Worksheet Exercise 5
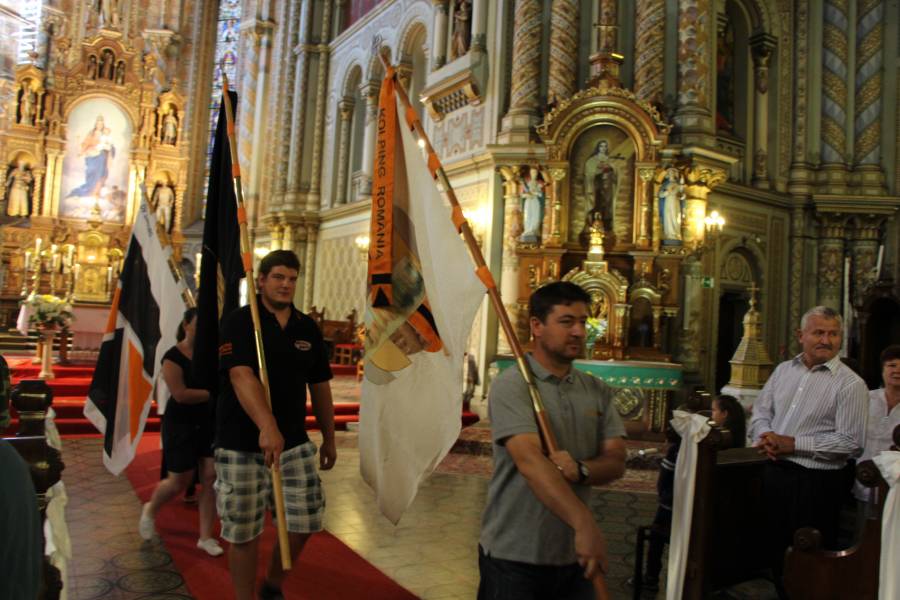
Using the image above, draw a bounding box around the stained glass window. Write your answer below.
[13,0,42,64]
[202,0,241,207]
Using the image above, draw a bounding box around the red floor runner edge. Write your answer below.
[125,433,418,600]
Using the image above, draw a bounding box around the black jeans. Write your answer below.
[762,460,850,579]
[477,545,593,600]
[645,506,672,581]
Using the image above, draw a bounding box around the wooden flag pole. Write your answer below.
[379,53,610,599]
[221,74,292,571]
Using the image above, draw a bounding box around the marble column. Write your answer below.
[849,218,881,306]
[496,166,521,355]
[358,82,379,200]
[273,0,304,201]
[303,224,318,311]
[547,0,578,106]
[286,0,315,205]
[678,257,703,372]
[307,0,334,211]
[432,1,449,69]
[750,34,775,189]
[674,0,715,138]
[248,21,275,228]
[334,99,354,206]
[820,0,850,189]
[854,0,885,193]
[471,0,488,52]
[633,0,665,104]
[817,217,846,311]
[499,0,542,143]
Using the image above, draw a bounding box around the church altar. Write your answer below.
[492,356,682,439]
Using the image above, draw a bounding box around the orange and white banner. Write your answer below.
[360,72,484,523]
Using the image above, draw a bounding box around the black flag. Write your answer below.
[192,91,244,393]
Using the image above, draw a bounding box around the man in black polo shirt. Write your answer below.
[215,250,336,600]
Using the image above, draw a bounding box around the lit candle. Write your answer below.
[106,265,113,291]
[195,252,202,271]
[35,237,42,255]
[24,251,31,271]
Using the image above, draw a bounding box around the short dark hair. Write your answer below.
[528,281,591,323]
[175,307,198,342]
[259,250,300,276]
[714,394,746,449]
[880,344,900,366]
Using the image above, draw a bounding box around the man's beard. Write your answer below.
[266,297,291,310]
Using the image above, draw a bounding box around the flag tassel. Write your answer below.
[221,74,293,572]
[380,50,611,600]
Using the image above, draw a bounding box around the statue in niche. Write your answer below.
[518,167,545,244]
[87,55,98,79]
[99,50,115,79]
[162,109,178,145]
[152,182,175,233]
[450,0,471,60]
[96,0,120,28]
[19,85,36,125]
[6,162,33,217]
[581,139,623,241]
[658,167,685,243]
[114,61,125,85]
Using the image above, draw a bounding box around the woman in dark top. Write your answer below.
[138,308,222,556]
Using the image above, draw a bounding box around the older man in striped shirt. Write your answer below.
[749,306,867,573]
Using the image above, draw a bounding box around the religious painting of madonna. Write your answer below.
[60,98,132,223]
[568,125,635,248]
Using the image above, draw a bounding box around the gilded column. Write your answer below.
[32,168,45,216]
[681,165,727,249]
[849,218,880,306]
[789,0,813,192]
[547,0,578,106]
[820,0,850,189]
[286,0,315,205]
[633,0,665,104]
[817,216,846,311]
[496,166,522,355]
[334,99,354,206]
[307,0,334,211]
[853,0,885,193]
[750,34,775,189]
[787,206,806,355]
[432,1,449,69]
[358,83,379,200]
[499,0,542,143]
[674,0,715,138]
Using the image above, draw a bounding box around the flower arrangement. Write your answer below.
[585,317,608,358]
[23,294,74,329]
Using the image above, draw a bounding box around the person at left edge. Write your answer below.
[214,250,336,600]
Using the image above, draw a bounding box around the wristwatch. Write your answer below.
[576,461,590,484]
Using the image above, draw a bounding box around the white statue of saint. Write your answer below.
[6,162,33,217]
[519,167,545,244]
[153,183,175,233]
[658,167,684,242]
[162,110,178,145]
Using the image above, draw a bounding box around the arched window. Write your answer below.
[202,0,240,207]
[332,65,362,206]
[403,24,429,118]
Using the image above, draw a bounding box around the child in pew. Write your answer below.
[636,395,747,592]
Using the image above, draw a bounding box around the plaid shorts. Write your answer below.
[214,442,325,543]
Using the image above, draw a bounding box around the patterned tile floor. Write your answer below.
[63,431,673,600]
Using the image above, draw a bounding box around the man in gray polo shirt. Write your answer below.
[478,281,627,600]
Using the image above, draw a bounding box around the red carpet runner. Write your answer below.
[126,433,418,600]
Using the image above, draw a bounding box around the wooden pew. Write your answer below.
[681,428,771,599]
[782,424,900,600]
[4,377,64,600]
